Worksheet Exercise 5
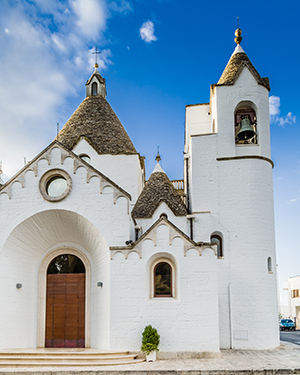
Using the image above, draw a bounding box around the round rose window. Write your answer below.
[46,176,68,197]
[39,169,72,202]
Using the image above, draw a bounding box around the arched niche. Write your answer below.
[234,100,258,145]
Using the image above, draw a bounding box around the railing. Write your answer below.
[171,179,186,205]
[171,179,184,190]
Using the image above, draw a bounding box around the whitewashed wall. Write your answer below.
[73,139,144,203]
[0,145,131,349]
[110,223,220,353]
[185,63,279,350]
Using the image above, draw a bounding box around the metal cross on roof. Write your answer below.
[92,47,101,67]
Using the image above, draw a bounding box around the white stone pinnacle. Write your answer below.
[232,44,245,55]
[151,162,165,174]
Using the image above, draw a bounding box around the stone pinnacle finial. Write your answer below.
[155,146,161,163]
[235,17,242,45]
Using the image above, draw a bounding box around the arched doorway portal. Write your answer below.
[45,254,86,348]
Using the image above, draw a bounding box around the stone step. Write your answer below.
[0,350,144,367]
[0,358,145,367]
[0,351,130,357]
[0,354,137,361]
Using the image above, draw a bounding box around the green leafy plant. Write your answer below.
[141,325,160,355]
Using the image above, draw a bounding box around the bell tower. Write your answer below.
[211,27,271,158]
[185,28,279,350]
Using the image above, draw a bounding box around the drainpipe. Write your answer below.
[186,214,195,241]
[184,154,190,213]
[228,283,233,349]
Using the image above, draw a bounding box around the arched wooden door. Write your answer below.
[45,254,85,348]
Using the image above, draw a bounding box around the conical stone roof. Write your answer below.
[131,166,187,219]
[217,48,270,91]
[56,96,137,155]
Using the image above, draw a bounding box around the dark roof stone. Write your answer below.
[56,96,137,155]
[131,171,187,218]
[217,52,270,91]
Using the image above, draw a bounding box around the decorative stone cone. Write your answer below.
[146,351,157,362]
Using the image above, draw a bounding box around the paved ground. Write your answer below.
[1,341,300,374]
[280,330,300,345]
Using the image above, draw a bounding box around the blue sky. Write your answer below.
[0,0,299,305]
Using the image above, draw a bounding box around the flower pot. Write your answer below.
[146,350,156,362]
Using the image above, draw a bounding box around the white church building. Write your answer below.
[0,29,279,354]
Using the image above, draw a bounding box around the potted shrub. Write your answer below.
[141,325,160,362]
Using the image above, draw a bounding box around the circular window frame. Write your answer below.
[39,169,72,202]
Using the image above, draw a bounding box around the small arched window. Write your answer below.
[92,82,97,96]
[267,257,272,273]
[79,154,91,164]
[235,108,257,145]
[211,234,223,258]
[154,262,172,297]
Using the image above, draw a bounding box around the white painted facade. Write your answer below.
[0,37,279,354]
[281,276,300,327]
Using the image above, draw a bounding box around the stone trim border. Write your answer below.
[217,155,274,168]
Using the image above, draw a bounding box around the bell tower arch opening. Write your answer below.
[235,101,257,145]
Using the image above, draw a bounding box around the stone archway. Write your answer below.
[1,209,110,350]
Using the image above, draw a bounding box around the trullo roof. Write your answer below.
[217,44,270,91]
[131,164,187,219]
[56,95,137,155]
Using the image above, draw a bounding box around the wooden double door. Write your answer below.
[45,273,85,347]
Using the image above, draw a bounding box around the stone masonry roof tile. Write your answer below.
[217,52,270,91]
[131,171,187,218]
[56,96,137,155]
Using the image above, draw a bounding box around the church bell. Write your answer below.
[236,116,256,141]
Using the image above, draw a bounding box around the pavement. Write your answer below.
[1,341,300,374]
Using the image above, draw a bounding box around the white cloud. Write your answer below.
[52,34,67,52]
[287,198,300,205]
[277,112,296,126]
[109,0,132,14]
[269,95,296,126]
[269,95,280,116]
[0,0,115,179]
[71,0,107,38]
[88,48,113,71]
[139,20,157,43]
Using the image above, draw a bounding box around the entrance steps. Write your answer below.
[0,348,144,367]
